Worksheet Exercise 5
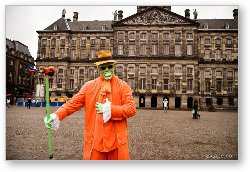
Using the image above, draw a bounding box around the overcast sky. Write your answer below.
[6,5,238,59]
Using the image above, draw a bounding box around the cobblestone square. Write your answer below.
[6,106,238,160]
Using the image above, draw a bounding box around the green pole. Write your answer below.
[45,75,53,159]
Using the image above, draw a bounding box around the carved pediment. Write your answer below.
[122,8,188,25]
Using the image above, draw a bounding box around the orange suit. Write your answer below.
[54,75,136,160]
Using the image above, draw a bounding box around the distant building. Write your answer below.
[6,38,36,104]
[35,6,238,110]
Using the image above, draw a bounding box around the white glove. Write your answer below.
[102,98,111,123]
[44,113,60,131]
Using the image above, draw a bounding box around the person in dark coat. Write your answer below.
[192,99,200,119]
[27,98,31,109]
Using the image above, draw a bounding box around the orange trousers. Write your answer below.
[90,144,130,160]
[90,149,118,160]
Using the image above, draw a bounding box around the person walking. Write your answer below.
[32,99,35,107]
[163,98,168,113]
[192,99,200,119]
[44,50,136,160]
[6,98,10,108]
[27,98,31,109]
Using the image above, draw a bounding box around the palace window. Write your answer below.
[118,33,124,41]
[69,79,74,90]
[175,44,181,56]
[58,69,64,74]
[205,38,210,44]
[227,71,233,78]
[100,39,105,46]
[152,33,158,40]
[187,79,193,90]
[60,39,65,46]
[90,49,95,60]
[50,48,55,58]
[71,49,76,59]
[228,82,233,93]
[140,44,147,55]
[152,79,157,90]
[89,68,95,80]
[81,39,86,46]
[163,44,169,55]
[102,25,106,30]
[226,38,232,45]
[187,44,192,55]
[128,66,134,73]
[205,80,211,92]
[129,32,135,40]
[128,78,134,89]
[186,33,193,39]
[139,78,146,90]
[49,78,53,88]
[140,33,147,40]
[80,49,85,59]
[51,38,56,47]
[140,67,146,75]
[151,67,158,74]
[216,39,221,46]
[216,81,222,92]
[216,49,222,60]
[216,71,222,77]
[227,49,232,60]
[118,45,123,55]
[90,39,95,46]
[205,49,211,59]
[128,44,135,56]
[163,79,169,90]
[57,79,62,88]
[79,69,84,75]
[175,65,182,74]
[116,66,123,78]
[163,33,169,40]
[175,33,181,40]
[79,79,84,87]
[71,40,76,46]
[41,48,46,59]
[163,66,170,75]
[151,44,158,55]
[60,48,65,58]
[205,70,211,77]
[175,79,181,90]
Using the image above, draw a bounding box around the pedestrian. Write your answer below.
[36,100,39,107]
[44,50,136,160]
[6,97,10,108]
[27,98,31,109]
[163,98,168,113]
[192,99,200,119]
[32,99,35,107]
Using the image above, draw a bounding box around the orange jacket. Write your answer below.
[55,75,136,159]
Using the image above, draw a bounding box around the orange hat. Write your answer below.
[94,50,116,66]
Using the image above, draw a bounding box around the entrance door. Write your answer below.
[151,96,157,107]
[187,97,193,109]
[139,96,145,107]
[175,97,181,108]
[206,98,212,106]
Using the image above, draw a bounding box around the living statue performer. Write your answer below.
[44,50,136,160]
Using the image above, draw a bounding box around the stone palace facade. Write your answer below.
[35,6,238,110]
